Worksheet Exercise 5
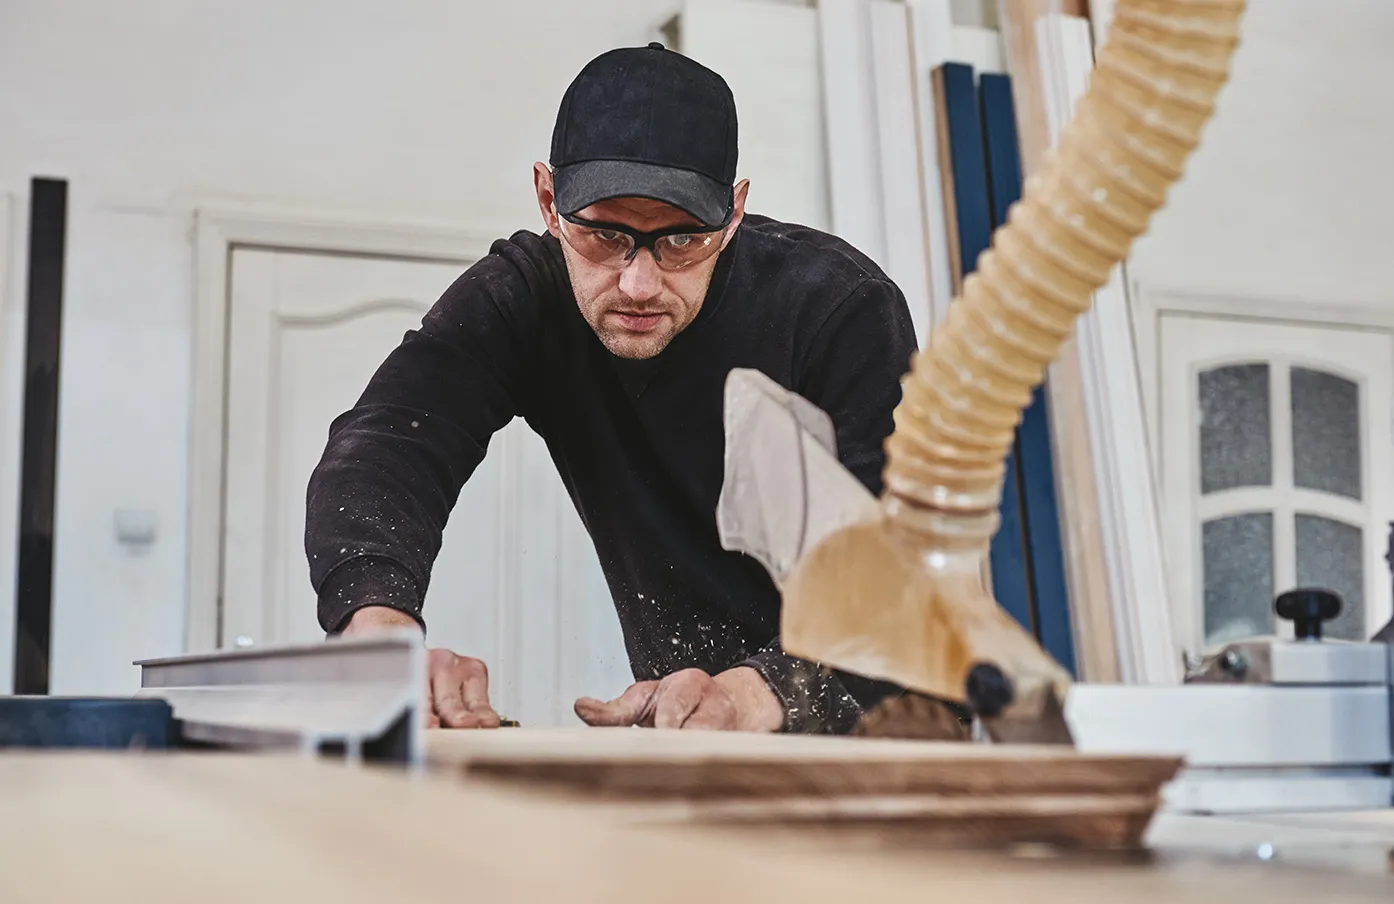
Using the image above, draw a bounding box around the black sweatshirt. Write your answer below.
[305,214,918,733]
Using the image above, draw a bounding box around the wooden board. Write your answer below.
[427,727,1179,796]
[6,750,1392,902]
[869,0,936,345]
[930,64,964,296]
[427,727,1180,848]
[904,0,956,328]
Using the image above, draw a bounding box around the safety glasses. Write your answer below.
[556,208,732,272]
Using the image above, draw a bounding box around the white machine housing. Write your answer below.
[1066,627,1394,815]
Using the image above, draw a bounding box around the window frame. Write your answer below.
[1158,312,1394,654]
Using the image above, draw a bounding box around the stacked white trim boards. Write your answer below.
[1035,11,1181,685]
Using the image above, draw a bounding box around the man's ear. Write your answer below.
[720,179,751,250]
[534,162,562,238]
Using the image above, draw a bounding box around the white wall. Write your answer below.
[0,0,688,693]
[1128,0,1394,307]
[3,0,1391,695]
[680,0,831,232]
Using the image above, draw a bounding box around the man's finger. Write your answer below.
[423,681,440,728]
[431,666,473,728]
[574,681,658,726]
[461,661,500,729]
[653,671,707,730]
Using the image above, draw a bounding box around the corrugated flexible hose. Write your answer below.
[781,0,1248,712]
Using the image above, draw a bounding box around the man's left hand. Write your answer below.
[574,667,783,732]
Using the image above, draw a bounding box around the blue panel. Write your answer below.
[978,75,1023,228]
[1018,386,1076,674]
[939,62,1034,636]
[940,63,994,280]
[989,444,1035,632]
[979,72,1077,675]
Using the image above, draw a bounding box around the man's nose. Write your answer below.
[618,249,663,301]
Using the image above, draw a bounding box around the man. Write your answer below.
[305,43,917,734]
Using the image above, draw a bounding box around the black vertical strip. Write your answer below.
[937,62,1034,635]
[1377,524,1394,642]
[13,178,68,695]
[980,73,1077,676]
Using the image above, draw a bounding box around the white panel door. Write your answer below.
[222,248,631,726]
[1160,315,1394,654]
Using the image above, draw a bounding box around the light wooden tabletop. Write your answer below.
[2,748,1391,903]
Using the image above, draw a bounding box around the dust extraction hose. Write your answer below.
[779,0,1249,709]
[882,0,1246,538]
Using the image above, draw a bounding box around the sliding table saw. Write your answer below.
[10,586,1384,821]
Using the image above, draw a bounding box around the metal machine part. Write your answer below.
[1069,589,1394,815]
[967,661,1076,746]
[0,697,176,749]
[1186,590,1390,686]
[133,628,426,767]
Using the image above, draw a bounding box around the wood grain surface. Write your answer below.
[3,749,1392,903]
[425,727,1180,847]
[426,727,1180,797]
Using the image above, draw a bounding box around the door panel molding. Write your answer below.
[1198,489,1365,528]
[277,297,426,327]
[188,205,501,653]
[1134,285,1394,479]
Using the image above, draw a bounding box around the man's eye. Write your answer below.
[595,229,625,242]
[667,234,696,248]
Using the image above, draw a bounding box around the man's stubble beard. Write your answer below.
[560,242,714,361]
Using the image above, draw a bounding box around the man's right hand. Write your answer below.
[340,606,501,729]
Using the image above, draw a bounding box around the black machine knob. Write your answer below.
[965,662,1014,718]
[1275,588,1342,640]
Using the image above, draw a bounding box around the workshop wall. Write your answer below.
[2,0,1392,696]
[1119,0,1394,651]
[1128,0,1394,306]
[0,0,688,693]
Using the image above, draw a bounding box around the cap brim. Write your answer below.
[553,160,732,228]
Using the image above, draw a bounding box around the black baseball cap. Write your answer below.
[550,43,738,228]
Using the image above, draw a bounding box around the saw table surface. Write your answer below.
[3,748,1393,903]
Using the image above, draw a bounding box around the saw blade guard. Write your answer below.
[715,369,879,584]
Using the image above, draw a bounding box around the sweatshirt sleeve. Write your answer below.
[306,234,555,635]
[740,276,920,733]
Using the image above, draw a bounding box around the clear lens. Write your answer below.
[558,219,723,271]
